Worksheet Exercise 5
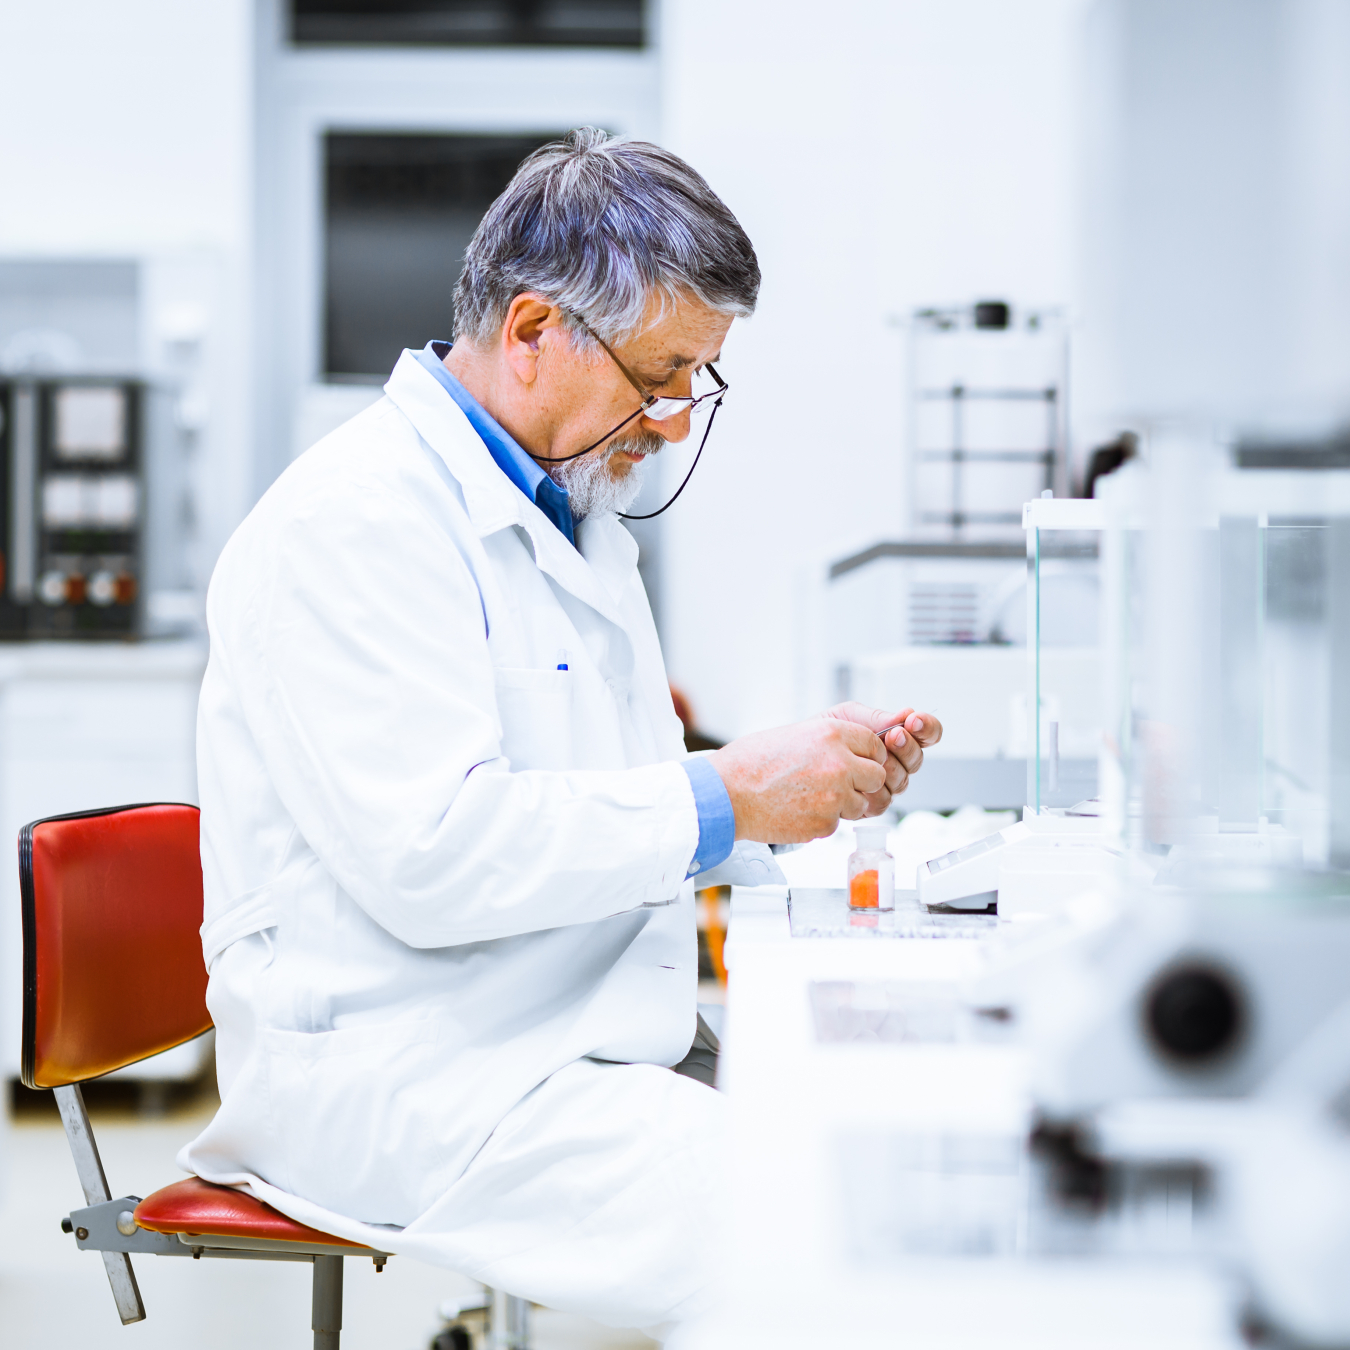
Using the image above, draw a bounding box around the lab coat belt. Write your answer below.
[201,892,280,970]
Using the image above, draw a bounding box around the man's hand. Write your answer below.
[820,702,944,815]
[709,720,890,843]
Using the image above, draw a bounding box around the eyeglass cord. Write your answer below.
[619,397,722,521]
[526,402,646,466]
[525,396,724,520]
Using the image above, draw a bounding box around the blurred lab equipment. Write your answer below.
[1080,431,1137,500]
[1022,495,1104,811]
[987,451,1350,1334]
[0,257,215,639]
[803,306,1085,810]
[916,809,1118,917]
[807,502,1101,813]
[762,3,1350,1338]
[971,0,1350,1322]
[669,683,725,752]
[908,301,1069,533]
[1,377,143,638]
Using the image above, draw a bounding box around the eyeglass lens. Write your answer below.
[643,367,725,422]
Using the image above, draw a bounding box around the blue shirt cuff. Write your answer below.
[680,757,736,879]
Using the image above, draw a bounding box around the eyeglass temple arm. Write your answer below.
[568,315,655,407]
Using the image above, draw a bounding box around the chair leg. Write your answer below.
[312,1255,344,1350]
[53,1084,146,1325]
[505,1294,531,1350]
[488,1287,531,1349]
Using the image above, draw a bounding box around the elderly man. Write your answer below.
[182,129,940,1338]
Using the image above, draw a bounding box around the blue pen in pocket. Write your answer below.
[556,649,570,672]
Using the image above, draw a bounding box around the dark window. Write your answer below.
[323,132,561,380]
[292,1,644,48]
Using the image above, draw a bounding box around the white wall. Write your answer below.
[0,0,255,571]
[658,0,1088,739]
[1078,0,1350,439]
[251,0,660,494]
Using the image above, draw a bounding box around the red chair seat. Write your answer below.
[135,1177,372,1250]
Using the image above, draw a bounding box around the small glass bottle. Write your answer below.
[848,823,895,912]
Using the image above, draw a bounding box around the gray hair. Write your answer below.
[452,127,760,351]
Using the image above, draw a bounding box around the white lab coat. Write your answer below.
[180,350,727,1331]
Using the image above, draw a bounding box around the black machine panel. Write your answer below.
[0,378,143,639]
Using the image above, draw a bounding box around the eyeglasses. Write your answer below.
[532,315,730,467]
[526,311,731,521]
[584,324,729,423]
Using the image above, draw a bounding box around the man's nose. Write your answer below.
[643,408,692,444]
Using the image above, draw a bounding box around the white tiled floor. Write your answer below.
[0,1096,656,1350]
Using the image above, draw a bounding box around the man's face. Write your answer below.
[533,296,733,483]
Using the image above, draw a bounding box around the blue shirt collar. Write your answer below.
[416,340,576,546]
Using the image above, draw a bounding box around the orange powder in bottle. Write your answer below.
[849,868,880,910]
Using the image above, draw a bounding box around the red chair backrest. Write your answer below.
[20,803,211,1089]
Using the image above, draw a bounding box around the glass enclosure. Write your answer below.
[1097,441,1350,872]
[1024,497,1104,813]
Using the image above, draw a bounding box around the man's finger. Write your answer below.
[851,755,888,795]
[903,711,943,748]
[825,702,915,737]
[838,721,889,765]
[882,726,924,776]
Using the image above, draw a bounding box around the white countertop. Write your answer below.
[698,838,1242,1349]
[0,637,207,679]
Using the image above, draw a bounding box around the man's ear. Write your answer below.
[501,294,562,386]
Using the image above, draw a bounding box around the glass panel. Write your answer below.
[1262,522,1330,863]
[1029,528,1102,812]
[1104,451,1350,876]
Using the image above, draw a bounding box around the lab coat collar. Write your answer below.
[384,350,638,626]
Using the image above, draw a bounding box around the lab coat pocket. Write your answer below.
[261,1019,466,1226]
[493,666,573,771]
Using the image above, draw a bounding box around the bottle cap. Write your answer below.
[854,822,890,851]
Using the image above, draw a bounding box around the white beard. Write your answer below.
[551,431,662,520]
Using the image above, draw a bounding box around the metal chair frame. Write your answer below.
[52,1077,379,1346]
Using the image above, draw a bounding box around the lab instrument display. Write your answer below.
[31,380,142,638]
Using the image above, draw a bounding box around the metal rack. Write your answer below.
[907,303,1067,534]
[915,384,1058,529]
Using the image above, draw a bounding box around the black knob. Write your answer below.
[1146,964,1243,1064]
[60,1217,73,1234]
[974,300,1011,330]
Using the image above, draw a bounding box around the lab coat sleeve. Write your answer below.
[218,480,700,948]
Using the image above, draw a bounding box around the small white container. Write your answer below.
[847,823,895,912]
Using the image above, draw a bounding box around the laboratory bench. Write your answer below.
[702,861,1245,1350]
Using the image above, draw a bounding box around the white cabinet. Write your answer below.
[0,641,208,1083]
